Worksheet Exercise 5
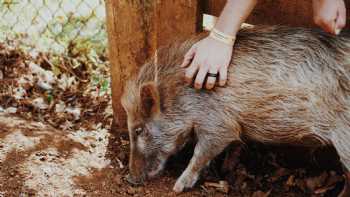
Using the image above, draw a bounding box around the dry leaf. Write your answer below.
[251,190,271,197]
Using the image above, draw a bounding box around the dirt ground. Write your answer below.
[0,39,348,197]
[0,113,347,197]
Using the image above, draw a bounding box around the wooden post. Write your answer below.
[105,0,200,132]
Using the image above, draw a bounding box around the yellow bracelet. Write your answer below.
[209,28,236,46]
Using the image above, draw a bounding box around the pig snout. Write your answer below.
[127,150,168,186]
[126,156,165,186]
[127,148,147,185]
[126,173,146,186]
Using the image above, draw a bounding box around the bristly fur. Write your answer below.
[122,25,350,191]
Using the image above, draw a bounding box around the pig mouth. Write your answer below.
[126,154,167,186]
[126,173,145,186]
[147,160,166,178]
[146,154,167,178]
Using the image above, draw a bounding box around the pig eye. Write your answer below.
[134,127,143,135]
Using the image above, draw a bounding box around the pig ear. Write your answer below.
[140,82,160,118]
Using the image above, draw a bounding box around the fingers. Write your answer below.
[182,36,233,90]
[194,65,209,89]
[187,63,228,90]
[185,60,199,84]
[315,16,335,34]
[218,66,228,87]
[205,67,218,90]
[336,3,347,33]
[181,45,197,68]
[313,6,335,34]
[193,65,229,90]
[313,0,347,35]
[324,20,337,35]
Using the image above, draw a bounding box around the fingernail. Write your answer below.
[335,28,341,35]
[206,85,214,90]
[194,83,201,89]
[181,61,188,68]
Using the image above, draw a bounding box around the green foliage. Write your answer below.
[47,93,53,104]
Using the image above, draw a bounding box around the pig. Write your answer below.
[120,26,350,193]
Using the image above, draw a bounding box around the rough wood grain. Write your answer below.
[106,0,200,131]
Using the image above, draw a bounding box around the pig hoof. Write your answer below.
[173,181,185,193]
[173,174,198,193]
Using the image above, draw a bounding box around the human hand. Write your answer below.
[180,36,233,90]
[312,0,346,35]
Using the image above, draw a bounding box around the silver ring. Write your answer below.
[207,73,218,78]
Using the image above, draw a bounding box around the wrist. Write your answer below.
[209,28,236,46]
[213,23,240,37]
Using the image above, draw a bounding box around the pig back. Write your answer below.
[137,26,350,146]
[214,26,350,146]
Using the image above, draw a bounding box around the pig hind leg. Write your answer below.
[327,123,350,197]
[331,128,350,171]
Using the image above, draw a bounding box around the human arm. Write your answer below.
[181,0,257,90]
[313,0,346,35]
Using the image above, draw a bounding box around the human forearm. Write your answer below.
[214,0,257,36]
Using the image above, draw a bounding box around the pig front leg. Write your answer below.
[327,124,350,197]
[173,129,236,193]
[339,172,350,197]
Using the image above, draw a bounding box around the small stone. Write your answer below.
[127,187,136,195]
[9,171,16,177]
[5,107,17,113]
[121,139,129,145]
[251,190,271,197]
[286,175,295,186]
[114,175,122,185]
[117,152,127,162]
[90,143,96,148]
[306,172,328,191]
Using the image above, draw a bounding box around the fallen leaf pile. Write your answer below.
[0,39,113,132]
[199,144,346,196]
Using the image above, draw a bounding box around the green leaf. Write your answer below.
[47,94,53,104]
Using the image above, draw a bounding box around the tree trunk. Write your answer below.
[105,0,200,132]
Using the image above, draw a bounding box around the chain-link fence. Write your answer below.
[0,0,107,54]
